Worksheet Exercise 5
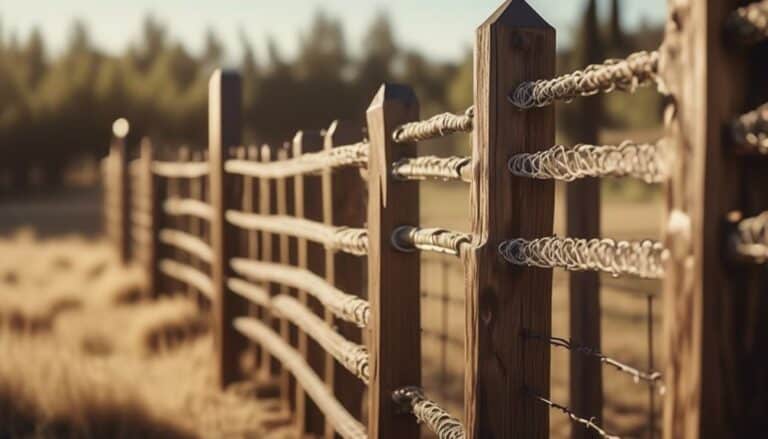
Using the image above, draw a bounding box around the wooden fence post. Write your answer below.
[322,120,366,436]
[141,138,163,297]
[110,122,131,264]
[366,83,421,439]
[292,131,327,436]
[209,69,247,389]
[466,2,555,438]
[661,1,768,437]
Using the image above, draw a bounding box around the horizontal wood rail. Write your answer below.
[158,259,214,299]
[163,198,213,221]
[152,160,210,178]
[159,229,213,263]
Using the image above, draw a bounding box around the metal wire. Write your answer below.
[508,141,669,183]
[529,391,621,439]
[726,0,768,44]
[731,102,768,155]
[499,236,667,279]
[392,107,474,143]
[526,332,665,392]
[509,50,660,109]
[393,386,466,439]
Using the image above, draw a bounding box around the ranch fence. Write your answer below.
[102,0,768,438]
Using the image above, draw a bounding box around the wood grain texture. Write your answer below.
[208,69,247,389]
[661,0,768,437]
[322,120,366,438]
[293,131,327,436]
[365,83,421,439]
[465,1,555,438]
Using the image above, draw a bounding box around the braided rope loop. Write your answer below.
[392,156,472,183]
[731,102,768,155]
[392,107,474,143]
[509,50,660,109]
[499,236,667,279]
[393,387,466,439]
[726,0,768,44]
[730,211,768,263]
[509,141,669,183]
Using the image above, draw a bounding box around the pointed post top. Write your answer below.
[479,0,554,30]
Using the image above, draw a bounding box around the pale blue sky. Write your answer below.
[0,0,667,62]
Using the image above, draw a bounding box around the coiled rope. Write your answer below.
[392,226,473,257]
[731,102,768,155]
[392,156,472,183]
[499,236,667,279]
[392,107,474,143]
[509,50,660,109]
[509,141,669,183]
[225,142,368,179]
[393,386,465,439]
[726,0,768,44]
[730,211,768,263]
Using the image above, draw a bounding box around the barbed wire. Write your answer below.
[726,0,768,44]
[729,211,768,263]
[499,236,667,279]
[509,50,660,109]
[525,332,665,392]
[393,386,466,439]
[392,155,472,182]
[509,140,669,183]
[392,107,474,143]
[529,391,621,439]
[731,102,768,155]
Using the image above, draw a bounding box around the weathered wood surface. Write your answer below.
[465,1,556,438]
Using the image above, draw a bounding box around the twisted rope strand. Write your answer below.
[509,50,660,109]
[530,392,621,439]
[509,141,669,183]
[225,142,368,178]
[392,107,474,143]
[392,156,472,183]
[731,102,768,155]
[393,387,466,439]
[730,211,768,262]
[234,318,367,439]
[499,236,667,279]
[726,0,768,44]
[393,226,473,257]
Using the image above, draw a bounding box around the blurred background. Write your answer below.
[0,1,667,438]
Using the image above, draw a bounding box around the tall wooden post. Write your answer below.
[366,83,421,439]
[110,123,131,264]
[661,1,768,437]
[293,131,326,436]
[141,138,163,297]
[322,120,366,437]
[568,0,604,435]
[466,1,555,438]
[209,69,247,389]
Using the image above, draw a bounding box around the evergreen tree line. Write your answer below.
[0,3,661,189]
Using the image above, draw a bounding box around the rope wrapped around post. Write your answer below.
[729,211,768,263]
[225,141,368,178]
[726,0,768,44]
[392,156,472,183]
[392,386,466,439]
[392,107,474,143]
[499,236,667,279]
[509,50,660,109]
[509,140,669,183]
[392,226,473,257]
[731,102,768,155]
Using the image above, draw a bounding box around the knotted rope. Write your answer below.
[392,156,472,183]
[392,107,474,143]
[499,236,667,279]
[730,211,768,263]
[392,226,473,257]
[225,142,368,179]
[726,0,768,44]
[393,387,466,439]
[731,102,768,155]
[509,50,660,109]
[509,141,668,183]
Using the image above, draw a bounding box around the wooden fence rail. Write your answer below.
[100,0,768,437]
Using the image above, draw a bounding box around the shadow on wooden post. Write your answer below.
[465,1,555,438]
[209,69,248,389]
[366,83,421,439]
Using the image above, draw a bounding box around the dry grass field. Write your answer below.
[0,178,663,438]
